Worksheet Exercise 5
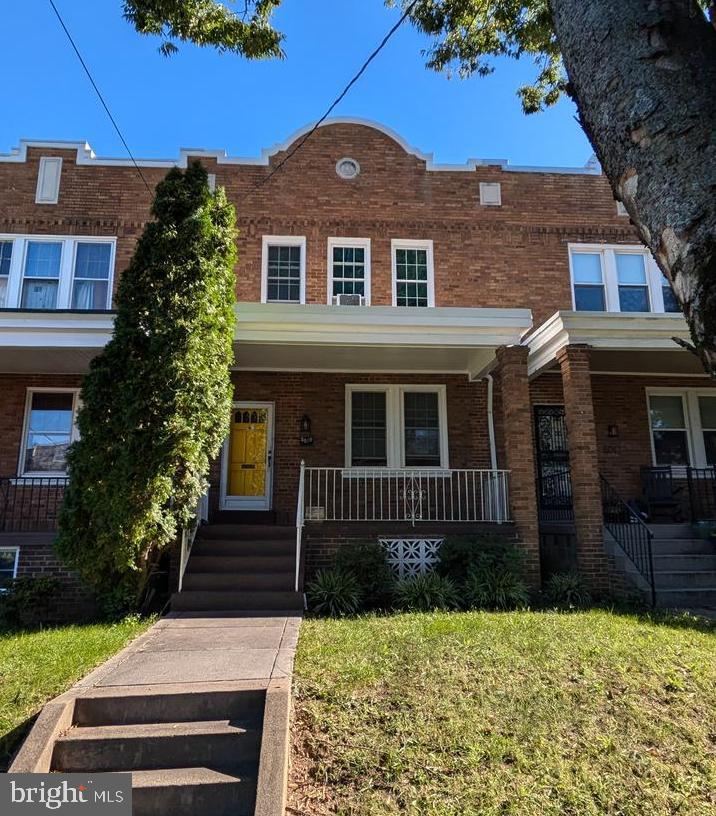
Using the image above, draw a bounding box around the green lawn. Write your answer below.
[0,616,154,768]
[290,610,715,816]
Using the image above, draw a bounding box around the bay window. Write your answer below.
[346,385,448,469]
[0,235,115,310]
[647,389,716,470]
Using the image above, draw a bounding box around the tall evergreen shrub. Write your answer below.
[56,162,237,603]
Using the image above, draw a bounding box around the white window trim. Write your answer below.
[344,384,449,470]
[0,546,19,591]
[326,237,371,305]
[0,234,116,311]
[261,235,307,305]
[391,239,435,308]
[569,243,669,314]
[18,388,81,478]
[36,157,62,204]
[645,387,716,474]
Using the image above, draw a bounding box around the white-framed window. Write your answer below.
[345,384,448,469]
[0,547,19,591]
[569,243,679,314]
[35,157,62,204]
[19,389,81,477]
[327,237,370,305]
[261,236,306,304]
[0,235,115,311]
[391,239,435,308]
[647,388,716,470]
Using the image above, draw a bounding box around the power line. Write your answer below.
[242,0,420,202]
[48,0,153,193]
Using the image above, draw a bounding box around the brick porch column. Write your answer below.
[495,345,540,587]
[556,344,609,592]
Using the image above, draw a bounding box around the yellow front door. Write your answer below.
[228,407,269,497]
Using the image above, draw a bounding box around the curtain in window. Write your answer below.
[21,281,59,310]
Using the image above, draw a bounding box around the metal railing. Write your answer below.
[0,476,67,532]
[686,466,716,522]
[177,490,209,592]
[295,460,306,592]
[301,467,510,525]
[600,474,655,606]
[537,468,574,523]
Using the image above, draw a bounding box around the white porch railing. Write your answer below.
[301,467,510,525]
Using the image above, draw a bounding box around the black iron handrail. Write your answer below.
[686,466,716,522]
[0,476,67,532]
[600,475,655,606]
[537,467,574,523]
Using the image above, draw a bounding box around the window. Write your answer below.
[261,236,306,304]
[20,390,79,476]
[615,252,650,312]
[647,389,716,470]
[0,548,19,590]
[72,243,112,309]
[649,394,690,466]
[0,235,115,310]
[569,244,677,314]
[346,385,447,468]
[0,241,11,308]
[479,182,502,206]
[392,240,435,307]
[572,252,606,311]
[327,238,370,304]
[35,157,62,204]
[21,241,62,309]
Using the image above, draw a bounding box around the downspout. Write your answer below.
[486,373,498,471]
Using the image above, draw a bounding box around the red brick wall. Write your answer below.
[208,371,492,518]
[0,124,642,324]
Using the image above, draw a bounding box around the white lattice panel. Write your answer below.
[380,538,443,578]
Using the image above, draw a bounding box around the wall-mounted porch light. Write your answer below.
[300,414,314,447]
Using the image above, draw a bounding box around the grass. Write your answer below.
[289,609,715,816]
[0,615,154,768]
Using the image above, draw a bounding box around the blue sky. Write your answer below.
[2,1,592,167]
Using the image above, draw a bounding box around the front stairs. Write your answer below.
[650,523,716,610]
[172,524,303,612]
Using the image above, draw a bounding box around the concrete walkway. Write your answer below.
[77,611,302,691]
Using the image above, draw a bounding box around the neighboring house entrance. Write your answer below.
[534,405,574,523]
[221,402,275,510]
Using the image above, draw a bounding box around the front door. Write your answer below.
[222,402,274,510]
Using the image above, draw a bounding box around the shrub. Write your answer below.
[394,572,460,612]
[464,566,529,610]
[438,535,523,581]
[334,543,395,609]
[56,162,237,603]
[544,572,592,608]
[306,570,363,617]
[0,576,60,629]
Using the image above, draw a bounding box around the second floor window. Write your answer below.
[0,235,115,311]
[570,244,679,314]
[262,236,306,304]
[328,238,370,304]
[392,239,435,307]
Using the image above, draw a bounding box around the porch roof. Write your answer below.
[233,302,533,379]
[525,310,700,378]
[0,310,114,373]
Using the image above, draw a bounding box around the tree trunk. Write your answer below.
[550,0,716,374]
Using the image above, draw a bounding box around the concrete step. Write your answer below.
[192,538,295,557]
[171,590,303,612]
[653,554,716,571]
[654,570,716,589]
[655,587,716,608]
[73,686,265,728]
[52,720,260,773]
[186,555,295,573]
[649,524,695,539]
[197,524,294,541]
[182,572,294,591]
[132,767,256,816]
[650,538,715,555]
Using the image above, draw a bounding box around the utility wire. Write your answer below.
[48,0,153,193]
[242,0,420,201]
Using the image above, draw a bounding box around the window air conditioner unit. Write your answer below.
[333,293,365,306]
